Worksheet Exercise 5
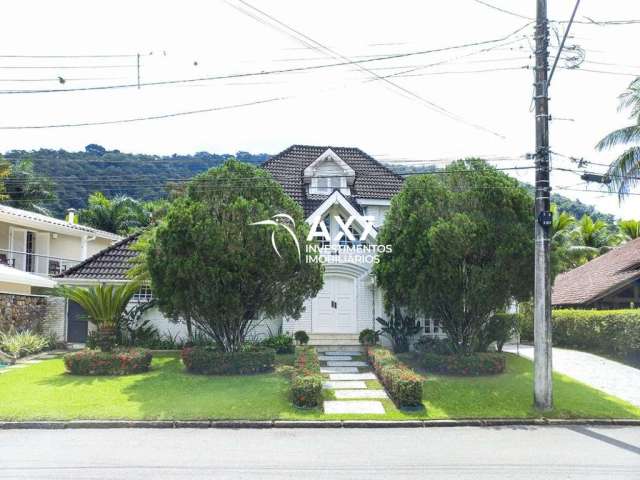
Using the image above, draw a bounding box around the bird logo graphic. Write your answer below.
[250,213,301,262]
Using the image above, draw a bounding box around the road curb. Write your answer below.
[1,419,639,429]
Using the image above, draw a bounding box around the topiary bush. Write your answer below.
[291,347,323,408]
[64,349,152,376]
[260,334,295,354]
[294,330,309,345]
[181,345,275,375]
[413,336,454,355]
[422,352,506,376]
[367,346,423,408]
[359,329,380,346]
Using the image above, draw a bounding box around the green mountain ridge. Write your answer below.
[2,146,616,223]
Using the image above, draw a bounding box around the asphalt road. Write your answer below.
[1,426,639,479]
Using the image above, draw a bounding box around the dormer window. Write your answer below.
[311,175,346,195]
[304,148,355,196]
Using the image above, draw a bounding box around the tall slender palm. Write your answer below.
[596,76,640,198]
[79,192,150,235]
[59,283,140,351]
[618,219,640,240]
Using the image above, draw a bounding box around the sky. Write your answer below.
[1,0,639,217]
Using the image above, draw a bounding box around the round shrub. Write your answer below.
[359,329,380,346]
[64,349,152,376]
[294,330,309,345]
[291,374,323,408]
[181,346,275,375]
[260,334,295,354]
[422,352,506,376]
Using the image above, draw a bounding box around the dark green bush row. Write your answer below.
[291,347,323,408]
[550,309,640,359]
[422,352,506,375]
[260,334,295,354]
[181,346,275,375]
[64,349,152,376]
[367,346,423,408]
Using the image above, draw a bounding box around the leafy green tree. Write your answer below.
[618,219,640,240]
[596,76,640,198]
[145,159,323,352]
[59,283,140,352]
[79,192,149,235]
[375,159,534,353]
[2,158,57,214]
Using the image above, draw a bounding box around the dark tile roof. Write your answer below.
[56,234,140,281]
[262,145,404,216]
[552,237,640,306]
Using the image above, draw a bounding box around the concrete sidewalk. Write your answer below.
[504,344,640,408]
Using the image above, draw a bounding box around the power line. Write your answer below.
[0,20,533,98]
[0,97,287,129]
[0,53,144,59]
[228,0,514,139]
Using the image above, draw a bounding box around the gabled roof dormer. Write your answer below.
[303,148,355,196]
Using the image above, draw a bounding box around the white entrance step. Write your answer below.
[326,360,368,367]
[309,334,361,348]
[324,400,385,414]
[323,380,367,389]
[328,372,376,381]
[321,366,359,374]
[334,389,389,399]
[318,355,353,361]
[322,351,362,356]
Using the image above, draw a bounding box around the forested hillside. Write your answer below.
[2,145,616,223]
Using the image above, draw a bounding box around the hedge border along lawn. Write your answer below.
[422,352,506,376]
[64,349,153,376]
[291,347,323,408]
[367,346,423,408]
[0,353,639,420]
[181,346,275,375]
[519,309,640,363]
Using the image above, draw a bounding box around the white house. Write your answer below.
[56,145,430,345]
[0,204,121,338]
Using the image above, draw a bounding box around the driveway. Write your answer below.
[504,344,640,408]
[1,427,639,479]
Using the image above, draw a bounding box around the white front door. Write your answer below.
[312,275,356,333]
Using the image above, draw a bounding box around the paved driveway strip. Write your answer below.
[504,344,640,408]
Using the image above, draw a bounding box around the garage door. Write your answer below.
[312,275,356,333]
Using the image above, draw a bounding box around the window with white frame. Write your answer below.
[132,285,154,303]
[424,319,443,336]
[310,175,345,195]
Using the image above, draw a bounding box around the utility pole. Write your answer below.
[533,0,553,411]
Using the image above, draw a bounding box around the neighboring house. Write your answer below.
[552,237,640,309]
[0,204,121,338]
[56,145,423,345]
[0,205,121,279]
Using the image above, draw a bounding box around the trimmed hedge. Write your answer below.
[367,346,423,408]
[551,309,640,360]
[260,335,295,354]
[291,347,323,408]
[422,352,506,376]
[518,309,640,362]
[181,346,275,375]
[64,349,152,376]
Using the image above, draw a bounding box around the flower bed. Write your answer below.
[367,346,423,408]
[181,345,275,375]
[422,352,506,376]
[64,349,153,376]
[291,347,323,408]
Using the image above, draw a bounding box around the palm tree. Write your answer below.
[550,204,576,277]
[59,283,140,351]
[596,76,640,198]
[568,215,623,265]
[79,192,150,235]
[618,219,640,240]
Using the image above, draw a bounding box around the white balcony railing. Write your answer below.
[0,249,80,277]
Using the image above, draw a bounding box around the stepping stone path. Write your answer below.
[320,350,387,415]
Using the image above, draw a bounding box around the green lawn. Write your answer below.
[0,352,638,421]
